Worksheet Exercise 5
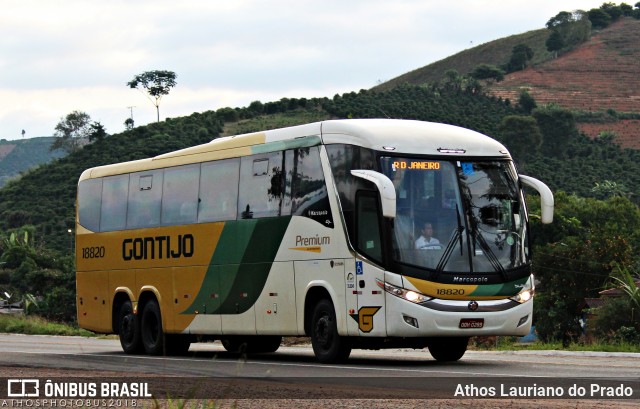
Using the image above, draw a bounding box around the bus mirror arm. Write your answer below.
[519,175,554,224]
[351,170,396,218]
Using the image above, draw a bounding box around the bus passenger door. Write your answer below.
[353,191,387,337]
[351,259,386,337]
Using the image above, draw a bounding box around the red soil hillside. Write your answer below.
[488,18,640,150]
[0,144,15,160]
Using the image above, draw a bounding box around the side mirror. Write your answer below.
[351,170,396,218]
[520,175,554,224]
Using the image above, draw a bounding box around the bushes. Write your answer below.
[593,296,640,342]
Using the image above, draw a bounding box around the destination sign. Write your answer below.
[393,160,441,170]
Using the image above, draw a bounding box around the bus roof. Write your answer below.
[80,119,510,181]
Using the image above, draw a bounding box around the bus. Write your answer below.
[76,118,554,363]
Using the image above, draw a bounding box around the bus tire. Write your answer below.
[221,337,247,353]
[118,301,142,354]
[165,334,191,356]
[428,337,469,362]
[310,299,351,363]
[140,300,164,356]
[250,336,282,353]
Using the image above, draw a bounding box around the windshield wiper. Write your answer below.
[473,230,508,280]
[435,204,464,272]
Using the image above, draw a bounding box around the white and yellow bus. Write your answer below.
[76,119,553,363]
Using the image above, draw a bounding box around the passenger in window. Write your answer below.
[415,222,441,250]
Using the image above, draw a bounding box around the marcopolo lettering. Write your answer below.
[122,234,194,260]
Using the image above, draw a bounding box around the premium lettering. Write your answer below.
[122,234,194,260]
[295,234,330,246]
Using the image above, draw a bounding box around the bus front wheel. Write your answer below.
[118,301,142,354]
[310,299,351,363]
[428,337,469,362]
[140,300,164,356]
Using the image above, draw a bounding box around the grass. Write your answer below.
[507,341,640,353]
[0,313,95,337]
[472,336,640,353]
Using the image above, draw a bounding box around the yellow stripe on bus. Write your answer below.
[404,276,507,301]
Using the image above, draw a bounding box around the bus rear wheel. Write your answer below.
[140,300,164,356]
[118,301,142,354]
[428,337,469,362]
[310,299,351,363]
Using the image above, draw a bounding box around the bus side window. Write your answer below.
[283,146,333,226]
[162,164,200,225]
[238,152,283,219]
[78,178,102,232]
[356,192,383,264]
[100,174,129,232]
[127,170,163,229]
[198,158,240,223]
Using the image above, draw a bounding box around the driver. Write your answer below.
[415,222,441,250]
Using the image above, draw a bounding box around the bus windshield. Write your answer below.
[380,157,529,275]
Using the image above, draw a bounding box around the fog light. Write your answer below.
[517,314,529,328]
[403,314,419,328]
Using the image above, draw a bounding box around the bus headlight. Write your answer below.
[510,276,535,304]
[376,279,431,304]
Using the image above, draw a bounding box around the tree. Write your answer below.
[88,121,107,142]
[127,70,177,122]
[546,11,574,29]
[600,2,623,21]
[620,3,634,16]
[532,104,578,157]
[591,180,629,199]
[442,69,463,91]
[124,117,135,131]
[49,110,92,153]
[469,64,505,82]
[530,193,640,344]
[546,30,565,58]
[588,8,612,28]
[498,115,542,167]
[517,89,537,114]
[507,44,534,72]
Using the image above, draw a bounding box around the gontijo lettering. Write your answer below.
[122,234,194,260]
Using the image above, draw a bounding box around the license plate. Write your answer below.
[459,318,484,329]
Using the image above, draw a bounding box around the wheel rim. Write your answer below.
[315,313,332,349]
[121,314,135,343]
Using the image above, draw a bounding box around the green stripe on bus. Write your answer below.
[182,217,292,315]
[468,276,529,297]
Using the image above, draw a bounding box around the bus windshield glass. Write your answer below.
[380,157,529,275]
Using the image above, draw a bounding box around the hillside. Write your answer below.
[0,137,65,187]
[488,18,640,149]
[374,16,640,150]
[374,28,552,92]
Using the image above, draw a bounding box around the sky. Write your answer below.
[0,0,610,140]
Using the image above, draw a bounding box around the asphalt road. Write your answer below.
[0,333,638,400]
